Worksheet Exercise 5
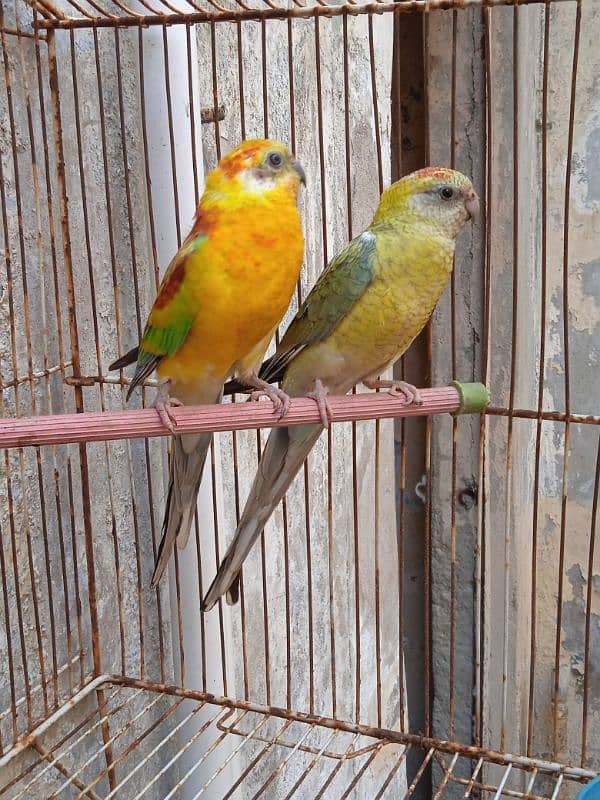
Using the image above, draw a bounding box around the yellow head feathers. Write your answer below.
[372,167,479,238]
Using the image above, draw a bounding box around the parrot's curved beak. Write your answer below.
[292,159,306,186]
[465,189,479,222]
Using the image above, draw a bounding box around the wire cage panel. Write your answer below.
[1,679,595,799]
[1,0,599,796]
[2,0,405,742]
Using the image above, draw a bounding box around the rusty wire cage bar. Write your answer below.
[0,0,598,796]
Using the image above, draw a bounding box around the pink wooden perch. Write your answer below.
[0,383,489,450]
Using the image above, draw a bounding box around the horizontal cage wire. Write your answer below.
[0,680,595,799]
[1,0,586,29]
[0,0,599,797]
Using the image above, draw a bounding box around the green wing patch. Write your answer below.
[261,231,377,383]
[126,234,207,399]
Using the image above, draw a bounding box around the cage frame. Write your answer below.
[1,0,599,795]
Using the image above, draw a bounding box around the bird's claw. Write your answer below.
[307,378,332,428]
[364,378,423,406]
[388,381,423,406]
[249,385,291,420]
[154,385,183,433]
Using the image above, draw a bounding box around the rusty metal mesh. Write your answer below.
[0,0,598,796]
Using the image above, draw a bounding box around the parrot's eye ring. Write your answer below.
[440,186,455,200]
[267,152,284,169]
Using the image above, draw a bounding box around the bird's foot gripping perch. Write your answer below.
[363,378,423,406]
[154,382,183,433]
[247,377,291,419]
[307,378,333,427]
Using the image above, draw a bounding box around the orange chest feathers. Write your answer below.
[192,200,303,323]
[160,198,304,381]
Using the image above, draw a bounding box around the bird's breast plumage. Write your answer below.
[158,191,303,388]
[283,221,455,396]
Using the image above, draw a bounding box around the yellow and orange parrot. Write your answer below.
[202,167,479,609]
[110,139,305,586]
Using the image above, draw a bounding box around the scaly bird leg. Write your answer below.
[363,378,423,406]
[307,378,333,428]
[245,375,291,420]
[154,381,183,433]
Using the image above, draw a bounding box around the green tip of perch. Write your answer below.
[449,381,490,415]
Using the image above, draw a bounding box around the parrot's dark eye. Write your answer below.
[440,186,454,200]
[267,152,284,169]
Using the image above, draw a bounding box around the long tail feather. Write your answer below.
[109,346,139,371]
[201,423,322,610]
[151,390,222,586]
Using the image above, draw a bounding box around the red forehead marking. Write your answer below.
[220,144,263,178]
[410,167,455,181]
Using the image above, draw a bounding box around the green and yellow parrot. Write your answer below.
[202,166,479,610]
[109,139,305,586]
